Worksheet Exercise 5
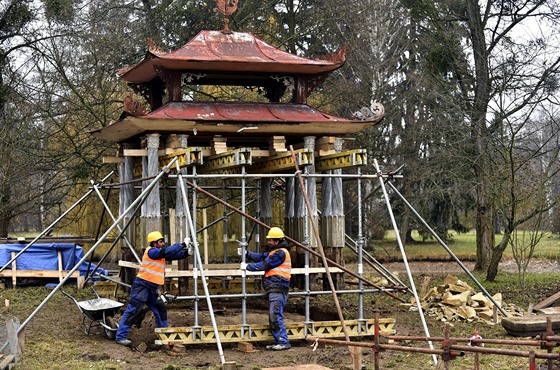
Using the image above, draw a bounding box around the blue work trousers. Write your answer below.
[268,291,290,345]
[115,282,167,341]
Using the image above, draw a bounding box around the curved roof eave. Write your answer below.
[90,102,382,143]
[119,30,347,84]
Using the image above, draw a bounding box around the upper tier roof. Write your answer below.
[119,30,347,84]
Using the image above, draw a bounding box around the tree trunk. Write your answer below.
[466,0,494,271]
[486,232,510,281]
[0,180,11,237]
[474,181,493,271]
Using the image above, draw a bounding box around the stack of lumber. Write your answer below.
[404,275,524,324]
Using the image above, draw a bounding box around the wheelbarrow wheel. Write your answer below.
[103,316,118,340]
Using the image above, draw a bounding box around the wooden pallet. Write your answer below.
[501,314,560,337]
[0,251,83,287]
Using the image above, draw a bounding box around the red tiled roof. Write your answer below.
[146,102,349,122]
[119,30,347,83]
[91,102,381,142]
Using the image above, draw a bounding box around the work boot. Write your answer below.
[265,344,277,350]
[116,339,132,347]
[271,344,291,351]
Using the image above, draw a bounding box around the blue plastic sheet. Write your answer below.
[0,243,107,277]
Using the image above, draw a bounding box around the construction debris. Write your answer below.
[403,275,524,324]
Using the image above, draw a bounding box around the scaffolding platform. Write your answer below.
[155,318,396,345]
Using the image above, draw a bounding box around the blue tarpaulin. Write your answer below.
[0,243,107,277]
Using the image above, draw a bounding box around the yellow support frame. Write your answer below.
[315,149,367,172]
[131,147,367,176]
[248,148,313,174]
[198,148,252,173]
[133,147,204,177]
[155,318,396,345]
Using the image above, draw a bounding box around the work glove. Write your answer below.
[240,262,247,271]
[237,247,248,257]
[181,239,194,256]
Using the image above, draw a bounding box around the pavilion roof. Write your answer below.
[118,30,347,84]
[91,102,381,143]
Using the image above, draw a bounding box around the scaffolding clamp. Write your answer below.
[311,337,319,351]
[539,321,558,351]
[441,323,459,361]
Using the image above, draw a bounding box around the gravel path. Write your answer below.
[377,258,560,275]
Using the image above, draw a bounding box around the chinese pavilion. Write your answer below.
[91,10,389,347]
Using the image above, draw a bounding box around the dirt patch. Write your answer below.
[6,260,560,369]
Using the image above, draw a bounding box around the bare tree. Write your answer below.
[489,110,560,280]
[394,0,560,280]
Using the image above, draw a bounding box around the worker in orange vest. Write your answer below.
[116,231,189,347]
[240,227,292,350]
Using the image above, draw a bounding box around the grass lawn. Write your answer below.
[362,229,560,262]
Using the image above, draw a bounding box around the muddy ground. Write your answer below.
[7,259,560,370]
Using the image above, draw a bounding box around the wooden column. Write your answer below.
[285,178,295,239]
[141,134,162,245]
[119,143,136,288]
[320,138,345,289]
[292,136,318,290]
[259,178,272,253]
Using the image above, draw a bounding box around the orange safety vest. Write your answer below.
[136,247,166,285]
[264,248,291,280]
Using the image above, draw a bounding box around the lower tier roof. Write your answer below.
[91,102,383,143]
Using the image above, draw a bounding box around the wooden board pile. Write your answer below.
[404,275,524,324]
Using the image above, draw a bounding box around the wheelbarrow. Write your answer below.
[62,287,124,339]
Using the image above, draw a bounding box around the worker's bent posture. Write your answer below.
[116,231,189,347]
[241,227,292,350]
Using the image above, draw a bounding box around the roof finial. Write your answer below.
[215,0,239,34]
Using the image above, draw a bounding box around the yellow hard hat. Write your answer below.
[147,231,164,244]
[266,227,285,239]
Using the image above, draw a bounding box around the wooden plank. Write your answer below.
[250,150,270,157]
[102,157,124,164]
[123,149,148,156]
[118,260,342,277]
[0,270,80,278]
[538,307,560,315]
[0,354,15,370]
[57,251,63,282]
[533,290,560,310]
[10,252,16,288]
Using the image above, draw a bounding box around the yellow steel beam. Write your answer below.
[315,149,367,172]
[198,148,252,174]
[156,318,396,345]
[133,148,204,177]
[131,147,365,176]
[248,148,313,174]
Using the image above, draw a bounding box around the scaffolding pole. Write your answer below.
[289,146,357,367]
[373,159,437,366]
[82,197,146,286]
[176,164,226,365]
[15,158,177,337]
[91,179,142,264]
[386,180,508,317]
[0,172,113,274]
[186,181,406,302]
